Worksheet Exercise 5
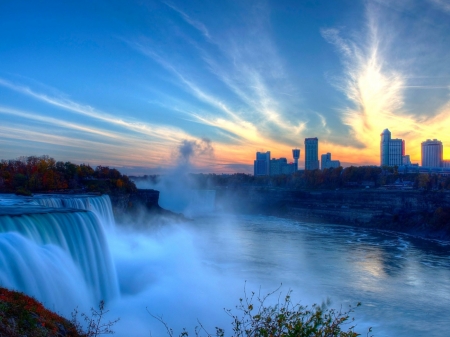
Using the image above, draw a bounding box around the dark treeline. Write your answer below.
[0,155,136,195]
[176,166,450,191]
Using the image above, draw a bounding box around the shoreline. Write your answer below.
[215,187,450,241]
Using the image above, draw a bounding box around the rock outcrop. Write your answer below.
[216,187,450,240]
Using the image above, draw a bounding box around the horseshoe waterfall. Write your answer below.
[0,194,119,315]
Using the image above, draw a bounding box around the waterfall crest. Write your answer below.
[33,194,115,230]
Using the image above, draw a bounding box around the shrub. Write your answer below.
[151,286,371,337]
[71,300,119,337]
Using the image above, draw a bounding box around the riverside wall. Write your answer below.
[109,188,160,214]
[215,187,450,240]
[109,187,450,240]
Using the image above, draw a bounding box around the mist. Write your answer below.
[135,138,216,217]
[105,214,322,337]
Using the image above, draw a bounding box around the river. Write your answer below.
[175,213,450,337]
[110,212,450,336]
[1,193,449,336]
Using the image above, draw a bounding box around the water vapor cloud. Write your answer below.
[178,138,214,165]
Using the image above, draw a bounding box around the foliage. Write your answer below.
[0,155,136,194]
[181,167,450,191]
[71,300,119,337]
[0,287,119,337]
[0,287,80,336]
[151,286,370,337]
[186,167,382,190]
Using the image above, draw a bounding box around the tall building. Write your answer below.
[270,158,287,176]
[321,153,340,170]
[380,129,405,167]
[421,139,443,168]
[292,149,300,171]
[254,151,270,176]
[304,138,319,170]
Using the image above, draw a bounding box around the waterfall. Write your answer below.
[0,194,119,313]
[33,194,116,230]
[0,232,91,314]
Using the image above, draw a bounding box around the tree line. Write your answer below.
[185,166,450,191]
[0,155,136,195]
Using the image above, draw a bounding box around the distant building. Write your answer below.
[321,153,340,170]
[270,158,296,175]
[292,149,300,171]
[270,158,287,176]
[402,155,411,166]
[443,160,450,168]
[421,139,443,168]
[282,163,296,175]
[254,151,270,176]
[380,129,405,167]
[304,138,319,170]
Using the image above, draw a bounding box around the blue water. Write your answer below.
[1,193,449,336]
[186,214,450,337]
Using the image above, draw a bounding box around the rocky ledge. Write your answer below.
[216,187,450,241]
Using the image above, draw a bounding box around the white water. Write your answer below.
[0,193,449,336]
[33,194,116,230]
[0,194,119,315]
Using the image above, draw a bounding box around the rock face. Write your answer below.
[109,189,160,214]
[109,189,188,226]
[216,188,450,240]
[129,189,160,209]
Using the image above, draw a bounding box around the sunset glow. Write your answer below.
[1,1,450,174]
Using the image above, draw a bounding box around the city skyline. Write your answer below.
[1,1,450,174]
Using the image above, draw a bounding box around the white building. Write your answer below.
[421,139,443,168]
[380,129,405,167]
[321,153,340,170]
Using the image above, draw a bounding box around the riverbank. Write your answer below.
[215,187,450,241]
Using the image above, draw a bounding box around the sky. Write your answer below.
[1,0,450,174]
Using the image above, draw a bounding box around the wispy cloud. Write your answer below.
[163,2,211,40]
[127,2,306,152]
[0,76,288,170]
[0,106,123,141]
[0,78,190,143]
[322,1,450,163]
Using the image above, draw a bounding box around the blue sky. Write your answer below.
[1,0,450,174]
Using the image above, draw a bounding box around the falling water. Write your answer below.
[33,194,116,230]
[0,194,119,315]
[0,192,449,336]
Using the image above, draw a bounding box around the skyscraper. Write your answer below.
[254,151,270,176]
[292,149,300,171]
[421,139,443,168]
[304,138,319,170]
[380,129,405,167]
